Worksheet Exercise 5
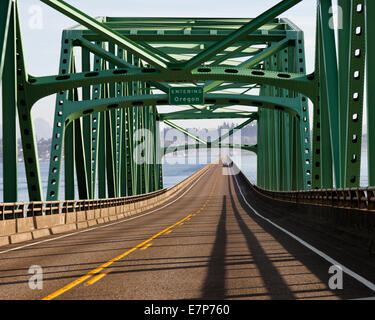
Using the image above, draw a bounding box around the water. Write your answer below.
[0,152,369,202]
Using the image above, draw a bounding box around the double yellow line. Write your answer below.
[42,166,221,300]
[42,213,194,300]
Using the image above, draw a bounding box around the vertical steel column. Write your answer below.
[15,5,42,201]
[344,0,366,187]
[311,4,323,189]
[319,0,340,188]
[338,0,352,186]
[90,50,102,199]
[47,31,72,200]
[295,31,312,190]
[2,1,17,202]
[81,47,93,198]
[318,13,334,188]
[0,0,12,79]
[108,42,119,197]
[64,122,75,200]
[366,0,375,186]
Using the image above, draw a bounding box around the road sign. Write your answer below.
[169,87,204,105]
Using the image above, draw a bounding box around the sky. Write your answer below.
[0,0,324,130]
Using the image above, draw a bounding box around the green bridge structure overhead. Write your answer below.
[0,0,373,203]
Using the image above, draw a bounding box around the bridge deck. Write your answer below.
[0,164,374,300]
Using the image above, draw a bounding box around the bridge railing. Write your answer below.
[230,161,375,212]
[0,162,214,221]
[0,189,167,220]
[250,185,375,212]
[231,162,375,253]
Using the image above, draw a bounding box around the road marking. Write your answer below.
[350,296,375,300]
[42,165,220,299]
[42,212,194,300]
[141,243,152,250]
[165,230,172,235]
[84,270,111,286]
[233,173,375,293]
[0,165,214,256]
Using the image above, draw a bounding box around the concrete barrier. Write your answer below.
[35,214,65,229]
[0,163,212,247]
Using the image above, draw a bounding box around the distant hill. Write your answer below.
[33,118,52,140]
[0,117,52,140]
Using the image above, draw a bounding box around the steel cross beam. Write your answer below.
[204,38,291,93]
[7,0,371,203]
[40,0,169,70]
[180,0,303,71]
[163,120,208,145]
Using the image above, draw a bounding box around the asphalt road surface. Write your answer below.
[0,164,374,300]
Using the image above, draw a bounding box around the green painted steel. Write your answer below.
[0,0,373,204]
[2,0,17,202]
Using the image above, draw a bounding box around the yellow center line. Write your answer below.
[141,243,153,250]
[84,270,111,286]
[42,213,193,300]
[43,166,221,300]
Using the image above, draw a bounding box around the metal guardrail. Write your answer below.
[0,162,213,221]
[0,189,167,220]
[251,184,375,211]
[230,160,375,212]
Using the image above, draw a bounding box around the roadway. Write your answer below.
[0,163,374,300]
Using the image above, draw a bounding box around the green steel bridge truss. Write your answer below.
[0,0,373,203]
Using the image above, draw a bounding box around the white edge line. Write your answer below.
[232,172,375,293]
[0,166,213,255]
[350,296,375,300]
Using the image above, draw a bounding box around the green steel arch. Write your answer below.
[1,0,372,203]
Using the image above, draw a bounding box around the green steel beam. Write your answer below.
[47,31,73,201]
[61,94,301,124]
[76,36,171,94]
[180,0,303,70]
[366,0,375,186]
[163,120,207,145]
[5,3,365,202]
[26,67,314,105]
[14,4,43,201]
[0,0,12,79]
[211,116,258,147]
[40,0,170,70]
[344,0,366,188]
[204,38,291,93]
[338,0,351,186]
[319,0,340,188]
[2,0,17,202]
